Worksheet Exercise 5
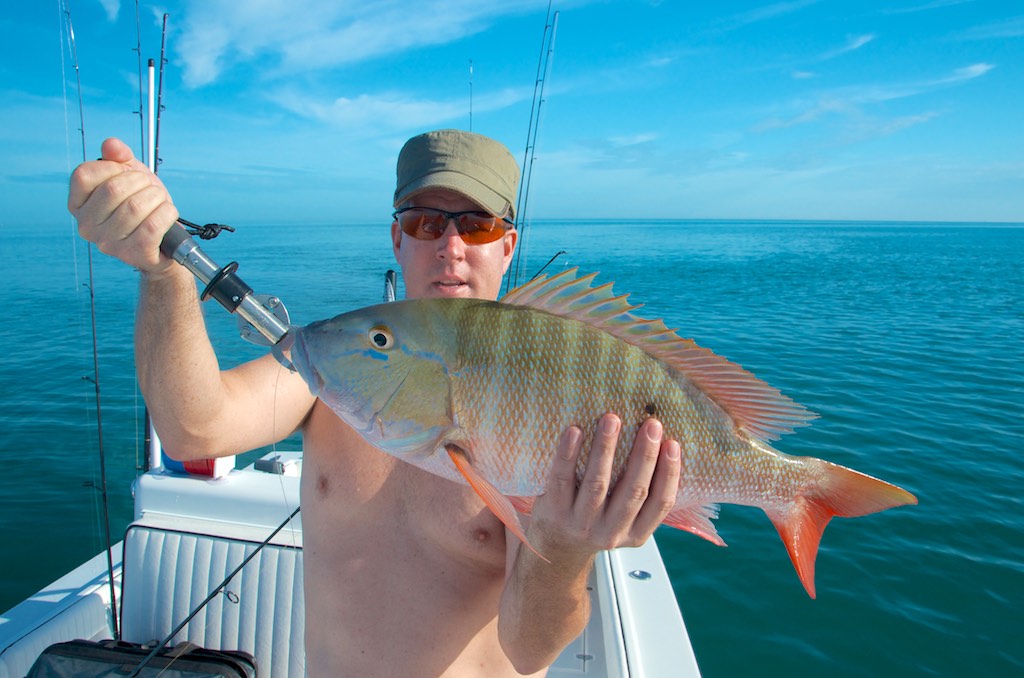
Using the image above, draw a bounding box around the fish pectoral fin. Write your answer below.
[508,496,535,515]
[664,503,726,547]
[445,444,550,563]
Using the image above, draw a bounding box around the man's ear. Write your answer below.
[391,219,402,262]
[501,229,518,273]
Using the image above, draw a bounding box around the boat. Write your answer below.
[1,228,702,678]
[2,7,702,674]
[0,447,702,676]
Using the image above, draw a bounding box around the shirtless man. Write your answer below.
[69,129,682,677]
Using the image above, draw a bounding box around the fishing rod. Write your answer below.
[154,13,168,171]
[140,19,162,473]
[507,2,559,293]
[59,0,120,641]
[137,16,292,362]
[133,0,145,165]
[137,28,293,479]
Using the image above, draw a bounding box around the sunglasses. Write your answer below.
[393,207,515,245]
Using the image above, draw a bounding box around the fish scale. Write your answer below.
[290,268,916,597]
[453,303,675,493]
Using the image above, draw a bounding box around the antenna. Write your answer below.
[469,59,474,132]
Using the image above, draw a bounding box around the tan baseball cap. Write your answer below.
[394,129,520,220]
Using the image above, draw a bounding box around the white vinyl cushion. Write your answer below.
[120,522,305,678]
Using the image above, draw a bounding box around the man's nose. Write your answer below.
[436,219,466,259]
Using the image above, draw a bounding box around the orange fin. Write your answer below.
[766,460,918,599]
[446,445,550,563]
[509,496,535,515]
[664,504,726,547]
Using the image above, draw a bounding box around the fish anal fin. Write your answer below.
[767,459,918,599]
[445,445,550,563]
[664,503,726,547]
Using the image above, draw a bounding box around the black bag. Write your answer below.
[26,639,257,677]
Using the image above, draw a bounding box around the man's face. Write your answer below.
[391,188,517,301]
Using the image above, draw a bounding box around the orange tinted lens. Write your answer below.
[456,214,506,244]
[398,210,446,239]
[397,209,508,244]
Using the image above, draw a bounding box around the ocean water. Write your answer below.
[1,220,1021,676]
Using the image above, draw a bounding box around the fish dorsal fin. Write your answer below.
[500,268,816,441]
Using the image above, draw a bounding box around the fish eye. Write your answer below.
[368,326,394,350]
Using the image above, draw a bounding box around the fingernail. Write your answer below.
[601,415,620,434]
[666,440,681,461]
[563,427,582,459]
[645,418,663,442]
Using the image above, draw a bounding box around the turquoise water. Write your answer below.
[2,220,1021,676]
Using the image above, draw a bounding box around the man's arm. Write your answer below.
[69,138,314,460]
[498,415,682,673]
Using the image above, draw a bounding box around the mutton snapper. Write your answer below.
[290,268,916,597]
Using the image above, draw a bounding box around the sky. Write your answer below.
[2,0,1022,228]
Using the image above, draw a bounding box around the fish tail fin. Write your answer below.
[766,459,917,599]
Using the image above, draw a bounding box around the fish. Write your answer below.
[289,268,917,597]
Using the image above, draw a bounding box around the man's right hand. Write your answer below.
[68,137,180,277]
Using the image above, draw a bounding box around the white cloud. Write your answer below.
[98,0,119,21]
[608,133,659,147]
[957,16,1024,40]
[819,33,876,61]
[267,86,528,132]
[175,0,550,88]
[940,62,996,82]
[755,63,995,131]
[841,111,941,142]
[720,0,820,30]
[882,0,976,15]
[754,98,851,131]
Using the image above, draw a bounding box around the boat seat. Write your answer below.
[119,516,304,678]
[0,592,111,678]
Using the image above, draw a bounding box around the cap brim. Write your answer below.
[395,171,513,219]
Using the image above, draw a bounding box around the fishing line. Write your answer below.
[269,364,301,552]
[58,0,120,641]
